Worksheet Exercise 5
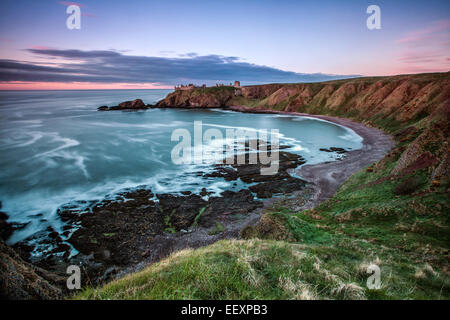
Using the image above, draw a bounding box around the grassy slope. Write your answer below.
[76,74,449,300]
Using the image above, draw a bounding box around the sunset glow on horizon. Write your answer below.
[0,0,449,90]
[0,81,173,90]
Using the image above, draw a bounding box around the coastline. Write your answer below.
[227,105,396,209]
[1,102,396,296]
[115,105,396,279]
[84,104,396,290]
[2,72,447,299]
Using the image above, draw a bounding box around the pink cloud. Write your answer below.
[395,20,450,74]
[30,45,53,50]
[397,19,450,44]
[399,51,442,63]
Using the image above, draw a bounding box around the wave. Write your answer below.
[291,116,363,143]
[202,122,309,153]
[26,132,80,161]
[87,120,188,129]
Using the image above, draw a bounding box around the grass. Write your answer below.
[75,239,368,300]
[75,235,448,299]
[164,209,177,234]
[208,222,225,235]
[193,206,207,227]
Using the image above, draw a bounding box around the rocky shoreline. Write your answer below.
[3,135,313,291]
[1,97,395,299]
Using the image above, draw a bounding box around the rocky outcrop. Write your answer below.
[56,187,264,283]
[156,87,236,108]
[0,202,13,241]
[0,240,64,300]
[0,211,64,300]
[98,99,153,111]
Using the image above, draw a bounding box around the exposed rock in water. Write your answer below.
[0,211,13,242]
[119,99,146,109]
[98,99,154,111]
[319,147,348,154]
[205,149,307,198]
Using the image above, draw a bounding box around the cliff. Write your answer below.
[157,73,449,126]
[157,86,237,108]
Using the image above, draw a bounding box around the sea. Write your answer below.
[0,89,363,249]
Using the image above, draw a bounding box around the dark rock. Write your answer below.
[119,99,145,109]
[158,194,207,230]
[320,147,347,154]
[48,231,59,239]
[58,184,264,283]
[249,176,307,198]
[64,188,163,268]
[0,211,13,241]
[205,149,306,184]
[98,99,150,111]
[198,190,263,228]
[0,240,63,300]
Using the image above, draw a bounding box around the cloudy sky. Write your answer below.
[0,0,449,89]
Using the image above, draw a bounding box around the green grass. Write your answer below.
[164,209,177,234]
[208,222,225,235]
[74,239,371,300]
[75,235,448,300]
[191,86,235,98]
[193,206,207,227]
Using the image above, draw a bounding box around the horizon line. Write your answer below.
[0,71,448,91]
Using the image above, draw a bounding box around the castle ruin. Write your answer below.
[175,81,241,90]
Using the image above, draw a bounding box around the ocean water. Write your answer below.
[0,89,363,246]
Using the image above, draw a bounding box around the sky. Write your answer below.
[0,0,449,90]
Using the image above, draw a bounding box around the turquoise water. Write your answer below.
[0,89,362,245]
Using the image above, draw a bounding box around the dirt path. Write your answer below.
[228,105,396,209]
